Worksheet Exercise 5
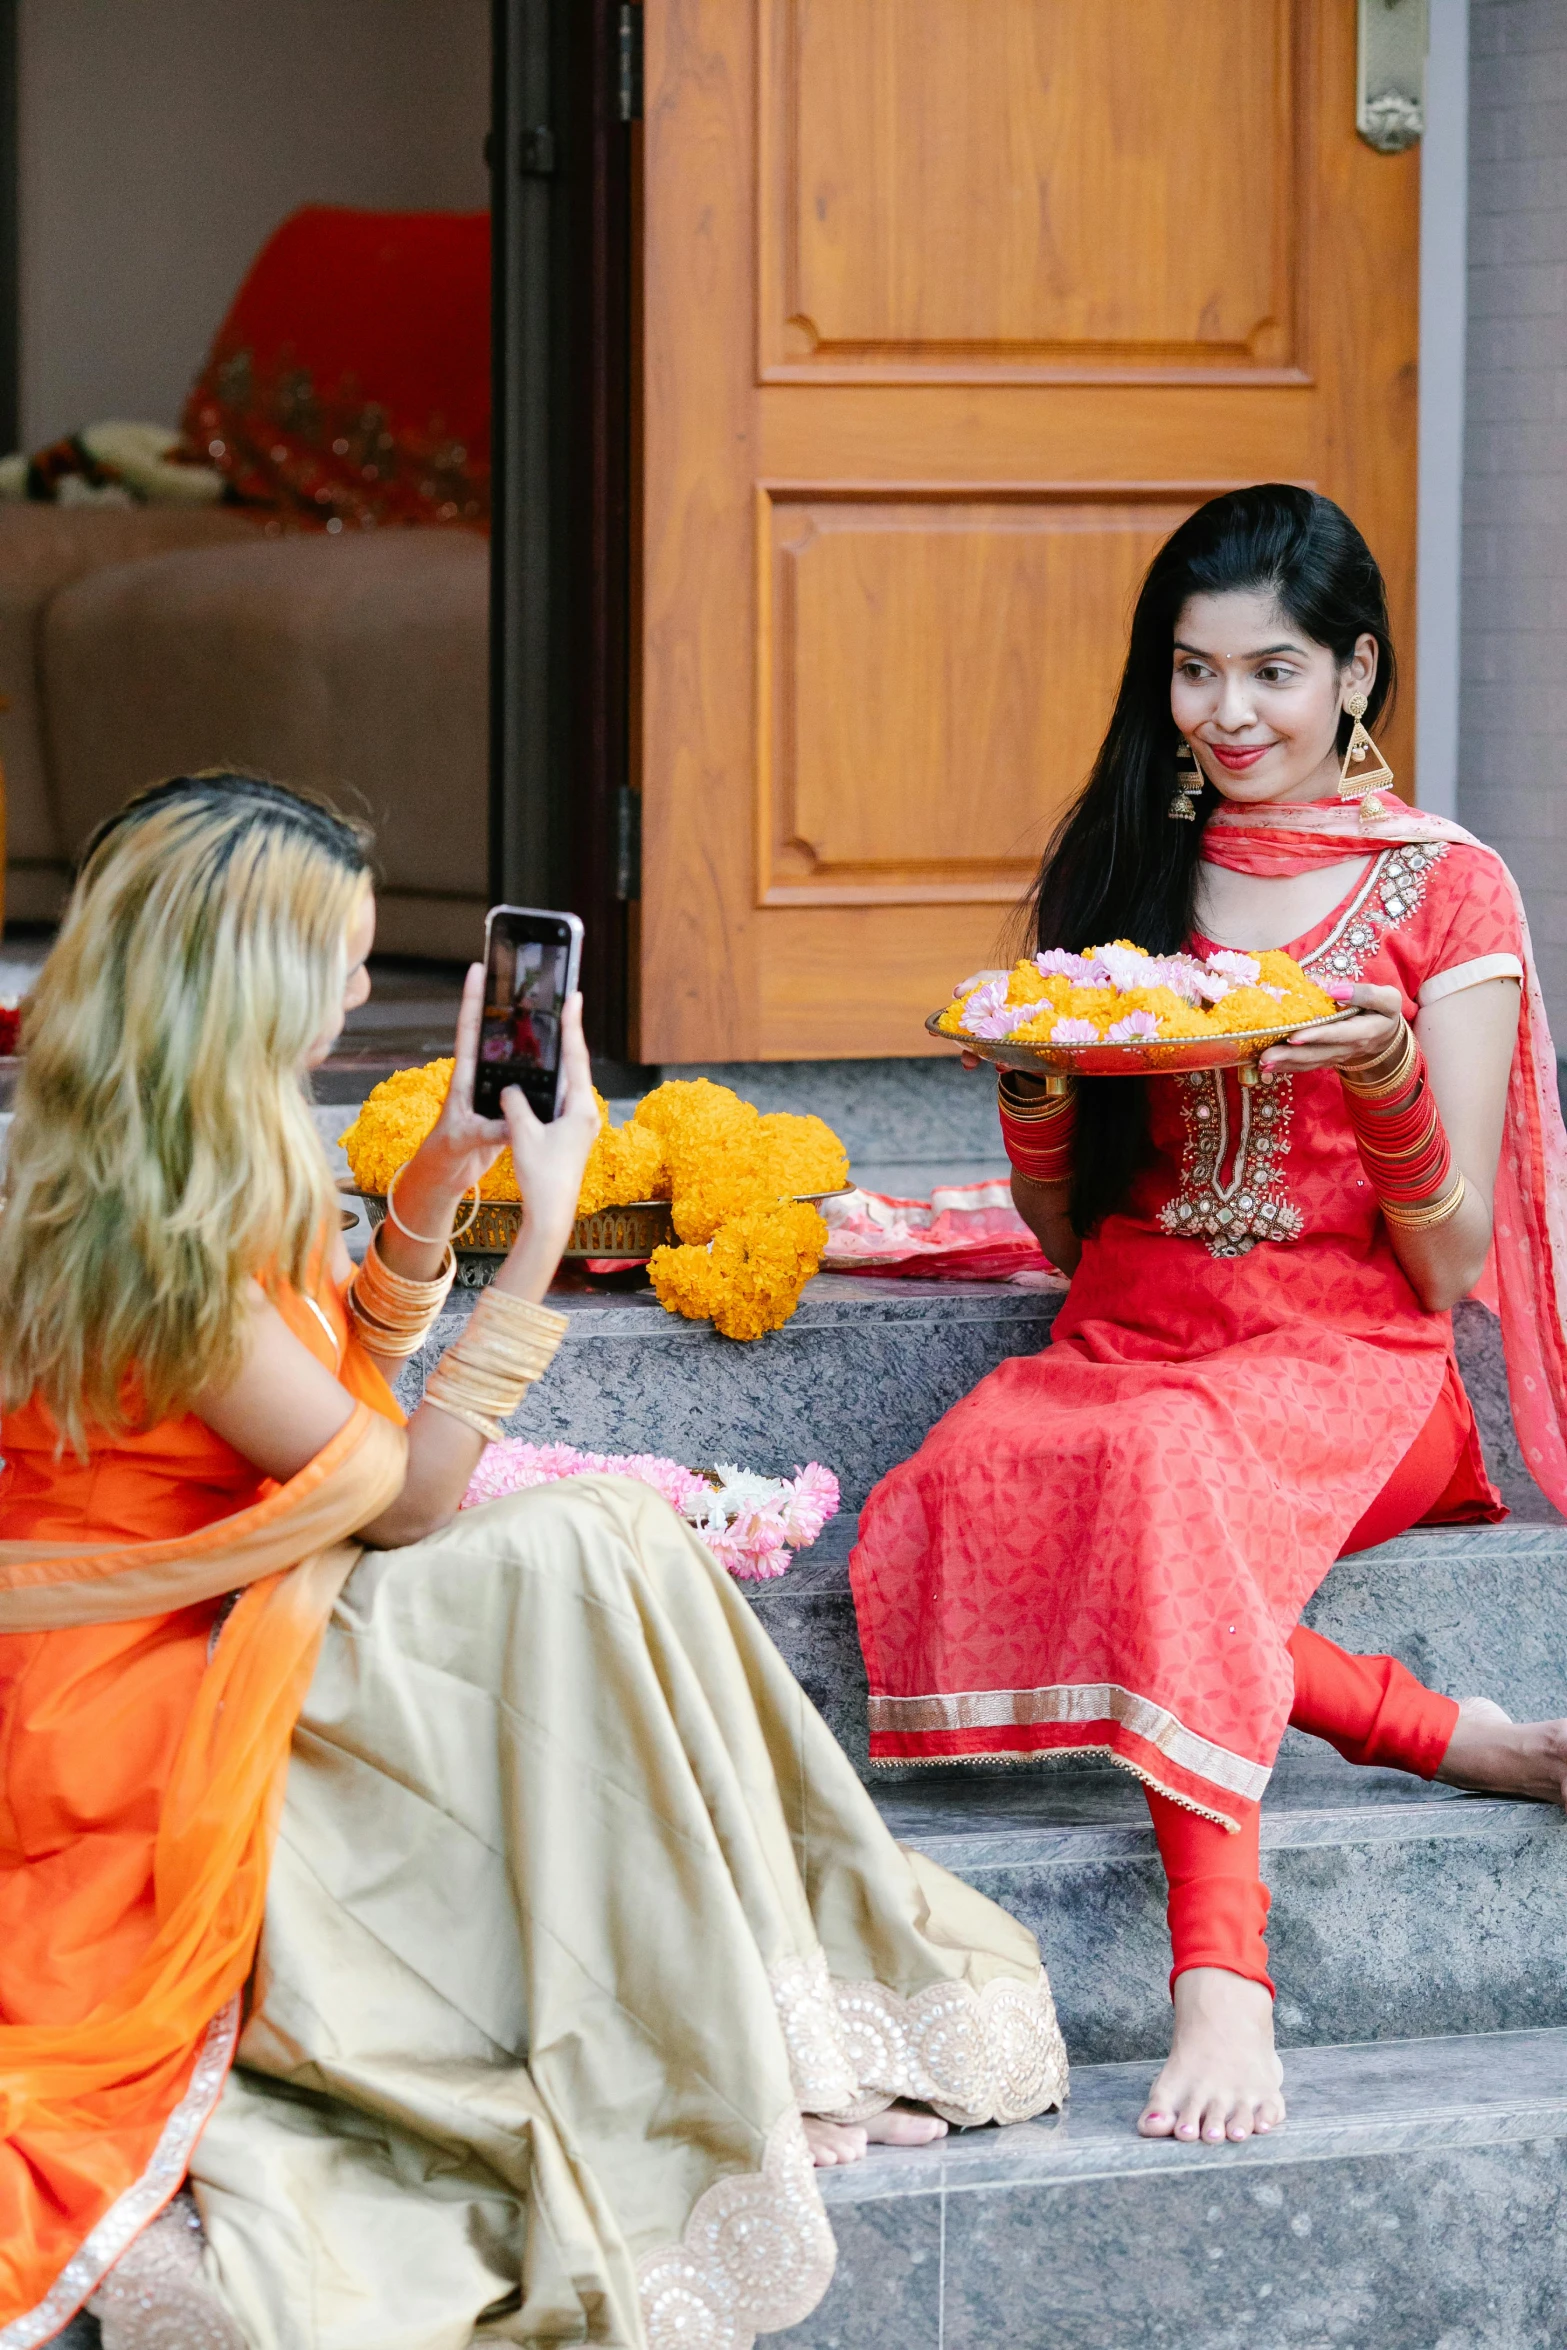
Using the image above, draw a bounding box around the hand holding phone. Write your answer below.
[474,906,585,1120]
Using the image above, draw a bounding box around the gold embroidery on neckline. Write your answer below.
[1158,1069,1300,1258]
[1157,843,1449,1259]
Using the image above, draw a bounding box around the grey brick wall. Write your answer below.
[1462,1,1567,1034]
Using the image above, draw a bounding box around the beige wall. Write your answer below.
[1461,0,1567,1037]
[17,0,490,450]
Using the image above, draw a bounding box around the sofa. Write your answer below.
[1,207,491,958]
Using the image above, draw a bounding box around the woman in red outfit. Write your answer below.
[851,484,1567,2147]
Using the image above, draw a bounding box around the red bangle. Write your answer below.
[1340,1045,1456,1213]
[999,1087,1077,1186]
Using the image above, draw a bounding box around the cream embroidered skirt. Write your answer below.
[189,1476,1066,2349]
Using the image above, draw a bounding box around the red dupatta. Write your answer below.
[1203,791,1567,1513]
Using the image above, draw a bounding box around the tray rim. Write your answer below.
[339,1183,857,1259]
[924,1003,1351,1075]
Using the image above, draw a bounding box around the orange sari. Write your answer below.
[0,1276,407,2342]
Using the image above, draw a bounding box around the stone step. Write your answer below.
[761,2023,1567,2349]
[869,1767,1567,2066]
[402,1274,1068,1514]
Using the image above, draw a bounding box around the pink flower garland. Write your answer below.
[461,1442,840,1580]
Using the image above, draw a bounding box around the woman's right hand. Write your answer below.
[492,992,601,1300]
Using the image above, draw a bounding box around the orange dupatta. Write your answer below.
[0,1403,407,2343]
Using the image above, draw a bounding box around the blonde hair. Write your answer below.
[0,773,372,1449]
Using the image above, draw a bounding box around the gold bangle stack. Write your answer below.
[1339,1020,1417,1099]
[347,1230,456,1358]
[997,1070,1078,1121]
[1381,1174,1469,1230]
[421,1287,570,1445]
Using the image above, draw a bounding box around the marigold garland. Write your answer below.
[339,1066,846,1341]
[648,1199,830,1341]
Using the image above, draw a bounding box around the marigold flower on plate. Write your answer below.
[946,943,1334,1046]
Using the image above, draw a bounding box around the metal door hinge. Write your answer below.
[617,3,643,124]
[520,124,557,176]
[1357,0,1427,153]
[614,787,642,901]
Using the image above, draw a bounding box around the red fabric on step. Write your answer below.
[1338,1351,1502,1554]
[1144,1379,1467,1994]
[1286,1625,1460,1779]
[182,205,490,531]
[1144,1789,1273,1995]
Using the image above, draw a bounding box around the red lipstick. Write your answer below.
[1206,743,1271,773]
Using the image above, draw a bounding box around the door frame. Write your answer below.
[489,0,638,1062]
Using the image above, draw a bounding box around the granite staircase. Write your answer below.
[405,1054,1567,2350]
[382,1272,1567,2350]
[35,1056,1567,2348]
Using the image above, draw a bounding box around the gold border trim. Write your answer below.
[867,1680,1271,1802]
[0,1998,239,2349]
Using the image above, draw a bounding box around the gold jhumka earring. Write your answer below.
[1337,692,1395,827]
[1167,739,1204,821]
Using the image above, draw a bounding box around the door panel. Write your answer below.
[760,489,1200,905]
[762,0,1299,378]
[640,0,1419,1061]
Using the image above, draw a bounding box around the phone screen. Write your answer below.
[474,908,582,1120]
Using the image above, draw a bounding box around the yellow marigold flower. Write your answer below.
[1004,962,1055,1006]
[339,1061,453,1195]
[343,1063,611,1210]
[1009,1008,1069,1043]
[1221,985,1299,1032]
[577,1109,668,1215]
[756,1110,849,1198]
[1155,1004,1216,1039]
[1254,952,1337,1023]
[648,1200,828,1341]
[665,1111,847,1244]
[343,1064,841,1330]
[633,1077,749,1140]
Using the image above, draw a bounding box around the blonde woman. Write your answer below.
[0,774,1064,2350]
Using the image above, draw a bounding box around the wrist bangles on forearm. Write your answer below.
[998,1070,1078,1187]
[347,1229,457,1358]
[421,1286,570,1444]
[1340,1020,1467,1232]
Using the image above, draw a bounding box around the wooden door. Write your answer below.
[637,1,1419,1062]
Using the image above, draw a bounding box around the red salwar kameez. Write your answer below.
[852,801,1567,1957]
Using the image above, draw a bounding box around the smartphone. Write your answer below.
[473,906,584,1121]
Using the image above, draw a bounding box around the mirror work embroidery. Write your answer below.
[1158,845,1449,1259]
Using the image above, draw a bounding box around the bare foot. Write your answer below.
[1436,1697,1567,1806]
[803,2102,948,2166]
[1137,1967,1286,2145]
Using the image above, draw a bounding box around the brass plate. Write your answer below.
[345,1187,855,1274]
[925,1005,1349,1079]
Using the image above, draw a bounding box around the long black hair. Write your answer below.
[1027,484,1396,1235]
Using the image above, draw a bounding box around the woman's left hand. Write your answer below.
[385,963,513,1239]
[1258,982,1405,1080]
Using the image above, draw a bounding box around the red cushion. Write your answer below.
[182,205,490,530]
